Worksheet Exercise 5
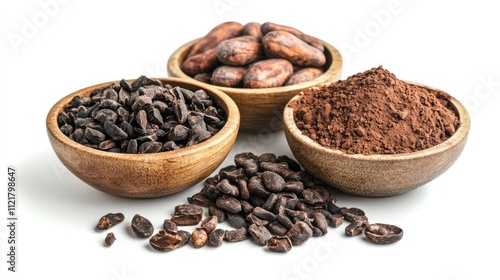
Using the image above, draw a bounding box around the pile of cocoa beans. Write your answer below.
[180,21,327,88]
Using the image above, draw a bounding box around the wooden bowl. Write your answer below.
[283,83,471,197]
[46,77,240,198]
[167,38,342,133]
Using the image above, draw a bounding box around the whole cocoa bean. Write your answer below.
[285,67,324,86]
[227,212,247,229]
[364,223,403,244]
[243,58,293,88]
[215,35,264,66]
[216,194,242,213]
[286,221,313,246]
[262,31,326,67]
[193,73,212,84]
[208,228,225,247]
[261,21,324,52]
[211,65,246,87]
[242,22,263,39]
[187,21,244,57]
[267,221,289,236]
[261,171,285,192]
[181,48,219,76]
[248,224,272,246]
[131,214,154,238]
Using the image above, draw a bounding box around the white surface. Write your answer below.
[1,1,499,279]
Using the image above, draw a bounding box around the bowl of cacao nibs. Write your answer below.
[46,76,240,198]
[167,21,343,133]
[283,66,471,197]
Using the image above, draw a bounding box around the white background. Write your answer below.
[1,1,499,279]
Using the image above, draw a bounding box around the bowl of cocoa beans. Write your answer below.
[283,66,471,197]
[167,21,343,133]
[46,76,240,198]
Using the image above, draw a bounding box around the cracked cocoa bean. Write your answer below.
[224,227,247,242]
[58,76,226,153]
[345,220,368,237]
[104,232,116,246]
[191,228,209,248]
[266,235,292,253]
[96,213,125,231]
[149,230,183,252]
[248,224,272,246]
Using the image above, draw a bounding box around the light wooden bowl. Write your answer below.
[46,77,240,198]
[167,38,342,133]
[283,83,471,197]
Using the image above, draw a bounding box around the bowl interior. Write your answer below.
[167,37,343,132]
[46,77,240,198]
[167,37,343,93]
[283,82,471,196]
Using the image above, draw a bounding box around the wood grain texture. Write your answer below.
[282,83,471,197]
[167,38,342,133]
[46,78,240,198]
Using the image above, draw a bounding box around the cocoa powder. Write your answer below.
[289,66,461,155]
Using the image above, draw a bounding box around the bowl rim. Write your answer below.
[167,37,343,95]
[46,77,240,161]
[283,81,471,161]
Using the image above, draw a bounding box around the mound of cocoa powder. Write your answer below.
[289,66,461,155]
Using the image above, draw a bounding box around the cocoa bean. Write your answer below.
[242,22,263,39]
[215,35,264,66]
[188,21,244,57]
[243,58,293,88]
[262,31,326,67]
[181,48,219,76]
[285,67,324,86]
[193,72,212,84]
[211,65,246,87]
[261,21,324,51]
[191,228,208,248]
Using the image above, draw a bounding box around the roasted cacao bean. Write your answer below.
[96,213,125,231]
[266,235,292,253]
[364,223,403,244]
[131,214,154,238]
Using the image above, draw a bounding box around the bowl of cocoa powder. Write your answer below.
[46,76,240,198]
[283,66,470,197]
[167,21,343,133]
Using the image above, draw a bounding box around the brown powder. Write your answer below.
[289,66,461,155]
